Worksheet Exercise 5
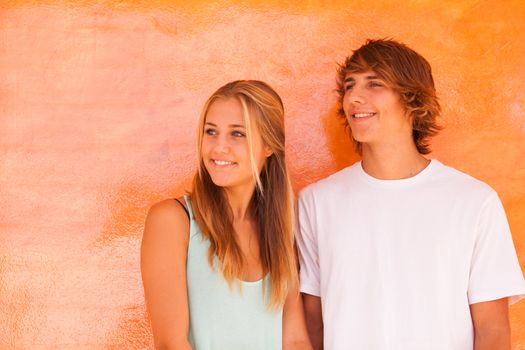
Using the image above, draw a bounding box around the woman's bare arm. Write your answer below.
[141,199,192,350]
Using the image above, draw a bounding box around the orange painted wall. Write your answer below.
[1,1,524,348]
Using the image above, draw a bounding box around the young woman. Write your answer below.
[141,80,312,350]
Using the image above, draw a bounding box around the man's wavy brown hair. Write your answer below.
[336,39,442,154]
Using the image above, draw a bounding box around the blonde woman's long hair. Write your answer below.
[191,80,296,308]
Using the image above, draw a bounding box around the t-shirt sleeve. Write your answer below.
[468,192,525,305]
[296,188,321,297]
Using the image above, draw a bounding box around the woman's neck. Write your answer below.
[224,184,256,222]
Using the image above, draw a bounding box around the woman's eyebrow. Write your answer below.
[205,122,245,128]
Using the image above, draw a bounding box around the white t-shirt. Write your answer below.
[297,159,525,350]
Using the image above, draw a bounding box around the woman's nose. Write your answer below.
[213,136,230,153]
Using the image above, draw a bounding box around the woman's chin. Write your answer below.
[208,176,233,188]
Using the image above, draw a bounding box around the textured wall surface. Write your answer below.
[1,0,524,348]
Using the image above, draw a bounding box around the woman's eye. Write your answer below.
[232,130,245,138]
[204,128,216,136]
[344,84,354,91]
[369,81,383,88]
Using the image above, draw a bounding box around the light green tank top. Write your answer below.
[184,197,282,350]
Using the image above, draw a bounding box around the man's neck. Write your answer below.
[360,142,430,180]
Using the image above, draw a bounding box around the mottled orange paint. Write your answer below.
[1,1,524,348]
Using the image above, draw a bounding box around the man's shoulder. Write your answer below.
[432,159,496,198]
[299,162,360,198]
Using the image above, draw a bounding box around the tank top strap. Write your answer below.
[182,195,194,220]
[183,195,201,239]
[173,198,189,220]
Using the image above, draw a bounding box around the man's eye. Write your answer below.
[204,128,216,135]
[369,81,383,88]
[232,130,245,137]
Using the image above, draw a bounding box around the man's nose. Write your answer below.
[348,87,366,104]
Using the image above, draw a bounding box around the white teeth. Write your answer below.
[213,160,234,166]
[353,113,375,118]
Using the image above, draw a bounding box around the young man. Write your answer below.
[296,39,525,350]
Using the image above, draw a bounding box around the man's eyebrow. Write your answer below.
[344,75,380,83]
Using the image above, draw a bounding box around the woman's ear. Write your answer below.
[264,145,273,158]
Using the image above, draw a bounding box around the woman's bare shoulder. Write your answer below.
[147,198,187,222]
[143,198,190,244]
